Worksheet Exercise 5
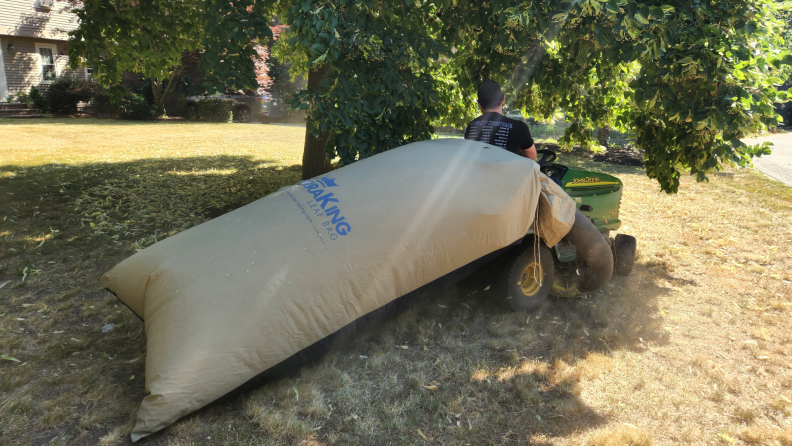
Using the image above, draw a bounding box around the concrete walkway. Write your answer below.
[743,130,792,187]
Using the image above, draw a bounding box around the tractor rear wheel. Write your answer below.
[506,240,555,312]
[613,234,637,276]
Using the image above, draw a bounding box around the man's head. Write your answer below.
[477,80,505,111]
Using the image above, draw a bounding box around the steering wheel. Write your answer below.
[535,149,558,166]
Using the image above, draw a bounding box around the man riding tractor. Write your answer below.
[465,80,637,311]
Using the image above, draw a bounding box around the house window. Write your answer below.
[35,44,57,82]
[85,66,93,81]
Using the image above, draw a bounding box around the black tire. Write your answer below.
[506,240,555,312]
[613,234,637,276]
[234,107,251,123]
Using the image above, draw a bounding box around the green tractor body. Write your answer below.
[553,166,623,232]
[540,164,624,258]
[505,156,636,311]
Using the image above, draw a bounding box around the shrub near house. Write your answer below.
[189,99,232,122]
[29,87,48,113]
[47,75,94,114]
[113,94,156,120]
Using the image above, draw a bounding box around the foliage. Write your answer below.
[67,0,205,115]
[426,0,790,193]
[14,91,32,104]
[780,4,792,87]
[69,0,792,192]
[47,74,94,114]
[188,99,231,123]
[273,0,441,165]
[199,0,272,94]
[92,89,117,116]
[254,25,290,93]
[29,87,48,113]
[202,0,791,193]
[114,93,156,120]
[164,93,190,118]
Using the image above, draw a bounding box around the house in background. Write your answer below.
[0,0,88,101]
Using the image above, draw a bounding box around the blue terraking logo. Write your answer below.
[314,177,338,188]
[297,177,351,239]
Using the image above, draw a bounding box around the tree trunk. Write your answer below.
[150,66,183,117]
[151,78,165,116]
[301,64,332,180]
[597,126,609,148]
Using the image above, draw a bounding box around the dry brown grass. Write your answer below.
[588,425,653,446]
[738,425,792,445]
[1,118,791,445]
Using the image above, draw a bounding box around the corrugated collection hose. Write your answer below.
[563,209,614,294]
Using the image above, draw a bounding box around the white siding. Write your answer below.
[1,36,84,97]
[0,0,78,40]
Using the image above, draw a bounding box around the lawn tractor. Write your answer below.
[504,149,637,312]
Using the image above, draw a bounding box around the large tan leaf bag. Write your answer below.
[101,139,575,441]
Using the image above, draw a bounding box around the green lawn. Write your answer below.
[1,119,791,445]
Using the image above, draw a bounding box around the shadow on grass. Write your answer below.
[0,155,302,445]
[1,153,668,445]
[0,155,303,253]
[0,117,219,127]
[261,250,672,445]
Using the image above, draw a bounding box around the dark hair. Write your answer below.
[477,79,504,110]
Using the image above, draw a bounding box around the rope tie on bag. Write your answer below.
[532,197,543,286]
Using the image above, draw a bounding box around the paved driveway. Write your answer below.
[743,130,792,186]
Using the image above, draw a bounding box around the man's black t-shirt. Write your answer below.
[463,112,534,156]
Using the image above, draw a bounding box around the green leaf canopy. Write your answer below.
[73,0,792,193]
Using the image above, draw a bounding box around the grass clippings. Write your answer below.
[588,425,653,446]
[738,425,792,445]
[1,118,791,445]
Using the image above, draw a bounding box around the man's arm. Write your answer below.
[521,144,537,160]
[517,121,536,160]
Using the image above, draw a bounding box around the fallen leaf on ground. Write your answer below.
[1,355,21,362]
[760,328,771,341]
[718,432,735,444]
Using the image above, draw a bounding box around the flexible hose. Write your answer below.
[562,209,614,294]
